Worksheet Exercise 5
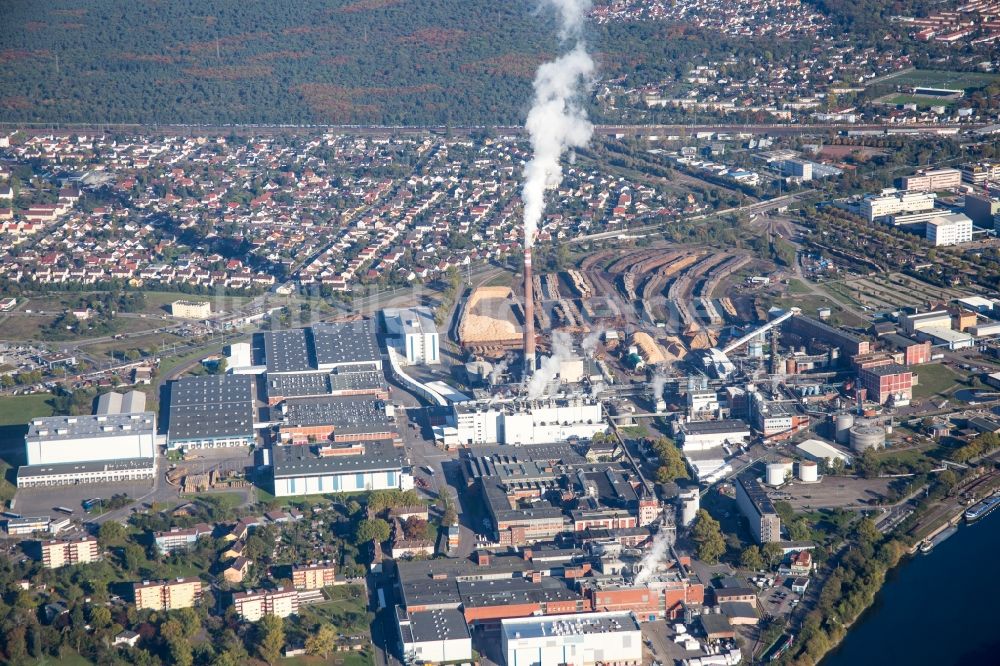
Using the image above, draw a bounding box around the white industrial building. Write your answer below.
[397,608,472,664]
[925,213,973,246]
[25,413,155,465]
[382,307,440,365]
[676,419,752,452]
[452,398,605,446]
[269,439,413,497]
[796,439,852,466]
[859,190,936,222]
[95,390,147,415]
[501,612,643,666]
[19,413,157,487]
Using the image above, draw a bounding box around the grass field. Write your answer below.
[880,94,956,109]
[880,69,1000,91]
[912,363,962,399]
[0,393,56,425]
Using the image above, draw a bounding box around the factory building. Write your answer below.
[263,369,388,405]
[95,390,147,415]
[166,375,256,450]
[397,608,473,665]
[734,475,781,544]
[263,321,381,375]
[785,315,870,356]
[18,412,157,487]
[859,190,936,222]
[858,364,913,405]
[501,612,643,666]
[796,439,853,467]
[275,396,397,444]
[231,587,300,620]
[133,578,203,611]
[270,438,412,497]
[925,213,973,246]
[453,398,605,446]
[676,419,751,452]
[383,307,440,365]
[880,334,931,366]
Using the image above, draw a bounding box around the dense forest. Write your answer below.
[0,0,859,126]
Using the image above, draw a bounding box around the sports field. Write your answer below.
[877,69,1000,91]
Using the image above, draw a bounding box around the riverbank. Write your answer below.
[821,512,1000,665]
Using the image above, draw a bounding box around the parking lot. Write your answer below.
[772,475,894,510]
[11,478,154,519]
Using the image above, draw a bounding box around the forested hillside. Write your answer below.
[0,0,812,126]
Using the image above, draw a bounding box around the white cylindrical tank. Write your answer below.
[679,489,700,527]
[765,462,792,486]
[850,424,885,452]
[834,413,855,444]
[799,461,819,483]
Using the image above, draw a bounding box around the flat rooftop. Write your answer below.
[402,608,470,643]
[270,438,406,479]
[312,321,380,368]
[278,396,394,433]
[680,419,751,435]
[27,412,155,442]
[501,611,640,640]
[167,375,255,442]
[17,457,156,479]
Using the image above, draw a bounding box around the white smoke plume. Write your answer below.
[650,369,669,405]
[488,358,508,385]
[634,527,674,587]
[526,329,574,399]
[522,1,595,248]
[581,328,603,357]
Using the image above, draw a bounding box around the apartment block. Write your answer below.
[859,190,935,222]
[232,587,300,621]
[133,578,203,611]
[292,562,336,590]
[38,537,100,569]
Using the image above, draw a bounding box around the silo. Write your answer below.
[798,461,819,483]
[834,413,855,445]
[679,490,700,527]
[850,424,885,452]
[766,462,792,486]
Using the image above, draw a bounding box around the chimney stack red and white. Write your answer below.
[523,248,536,374]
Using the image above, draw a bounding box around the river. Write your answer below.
[822,514,1000,665]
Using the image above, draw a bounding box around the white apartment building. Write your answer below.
[926,213,973,246]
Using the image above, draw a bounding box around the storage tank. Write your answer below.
[679,489,700,527]
[834,413,855,445]
[850,424,885,452]
[798,461,819,483]
[765,462,793,486]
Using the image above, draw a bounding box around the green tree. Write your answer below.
[98,520,126,546]
[857,448,880,478]
[740,545,764,571]
[855,517,880,544]
[305,624,337,659]
[651,437,688,482]
[788,517,812,541]
[692,509,726,564]
[762,542,785,568]
[256,615,285,665]
[355,518,391,545]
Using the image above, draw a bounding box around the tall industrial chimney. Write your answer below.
[523,248,536,374]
